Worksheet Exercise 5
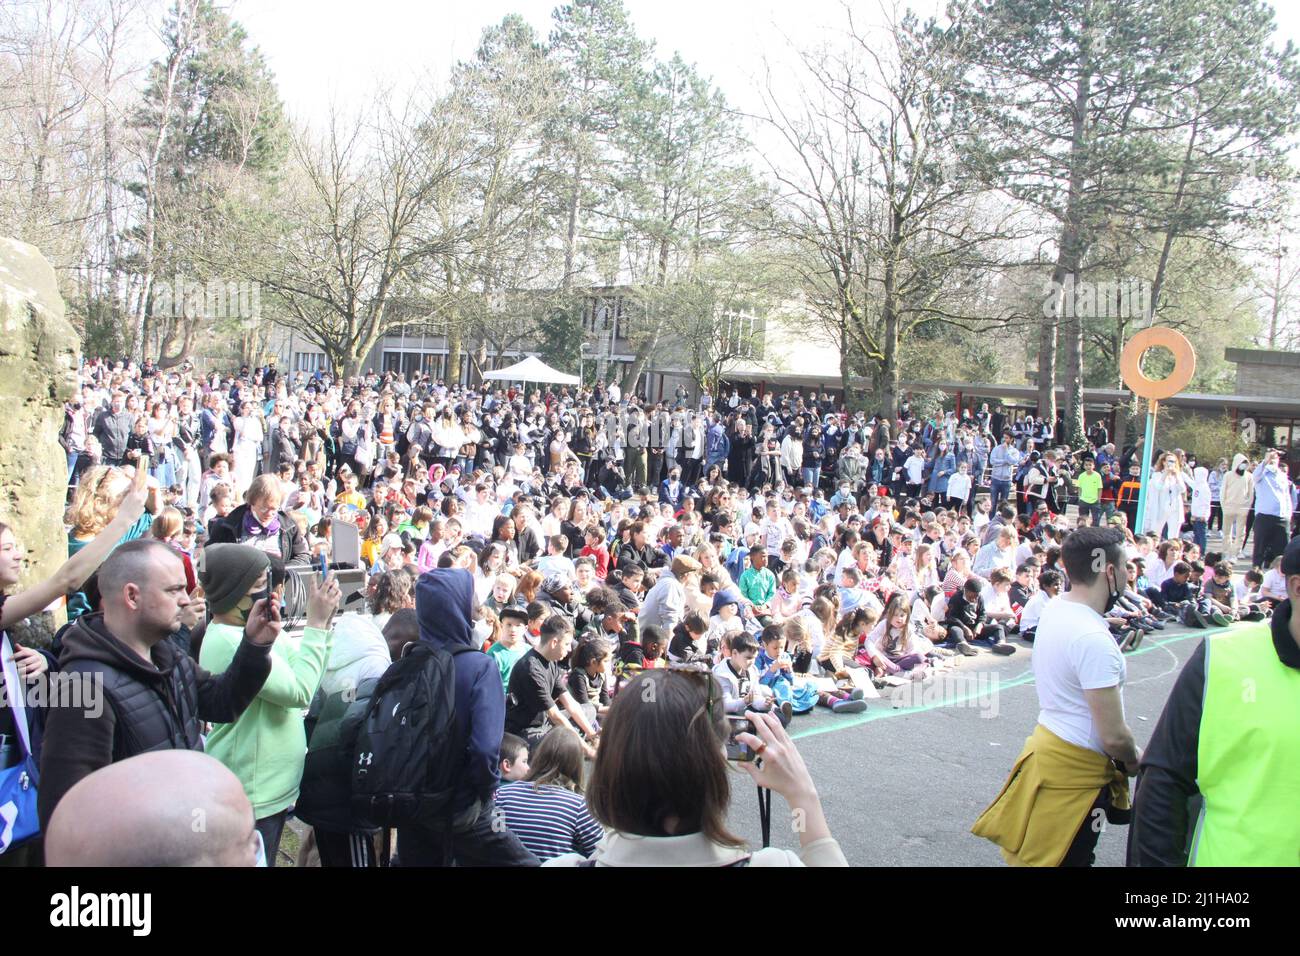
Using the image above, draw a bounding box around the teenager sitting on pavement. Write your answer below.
[504,614,598,756]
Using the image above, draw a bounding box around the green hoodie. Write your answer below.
[200,621,333,819]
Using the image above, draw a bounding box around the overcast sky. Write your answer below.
[232,0,1300,130]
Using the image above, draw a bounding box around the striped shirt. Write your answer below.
[495,782,604,862]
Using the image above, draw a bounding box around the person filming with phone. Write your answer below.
[38,537,282,831]
[545,668,847,866]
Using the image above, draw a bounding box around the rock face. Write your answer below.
[0,238,81,646]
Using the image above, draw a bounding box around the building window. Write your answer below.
[383,351,442,378]
[293,352,326,372]
[721,313,764,360]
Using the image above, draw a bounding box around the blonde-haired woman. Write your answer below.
[64,464,160,619]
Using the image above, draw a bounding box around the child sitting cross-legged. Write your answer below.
[863,592,934,680]
[781,618,867,714]
[711,630,793,725]
[756,625,820,714]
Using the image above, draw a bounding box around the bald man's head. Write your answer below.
[46,751,259,867]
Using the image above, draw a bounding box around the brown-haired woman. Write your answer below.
[544,670,847,866]
[494,728,604,863]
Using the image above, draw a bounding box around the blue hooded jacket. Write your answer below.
[415,568,504,812]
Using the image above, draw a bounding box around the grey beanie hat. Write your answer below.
[196,544,271,615]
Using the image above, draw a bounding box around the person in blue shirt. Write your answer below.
[1251,449,1295,570]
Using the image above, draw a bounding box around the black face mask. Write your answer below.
[1103,568,1121,614]
[238,586,272,625]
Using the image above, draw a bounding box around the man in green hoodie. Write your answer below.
[198,545,341,862]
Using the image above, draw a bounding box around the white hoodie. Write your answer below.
[318,612,392,697]
[1190,466,1212,520]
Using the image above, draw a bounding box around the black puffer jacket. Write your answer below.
[207,503,311,563]
[38,612,272,829]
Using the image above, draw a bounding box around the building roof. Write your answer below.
[1224,347,1300,369]
[904,380,1300,417]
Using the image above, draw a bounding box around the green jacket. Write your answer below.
[200,621,333,818]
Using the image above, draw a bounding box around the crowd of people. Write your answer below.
[0,355,1294,868]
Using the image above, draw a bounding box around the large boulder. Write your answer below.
[0,237,81,646]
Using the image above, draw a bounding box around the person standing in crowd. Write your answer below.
[92,391,134,467]
[973,527,1139,866]
[1129,537,1300,865]
[1220,452,1255,561]
[1251,449,1293,570]
[38,539,279,830]
[397,568,538,866]
[198,546,341,862]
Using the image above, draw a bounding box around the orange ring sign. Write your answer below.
[1120,327,1196,401]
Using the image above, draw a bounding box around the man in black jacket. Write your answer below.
[39,539,277,829]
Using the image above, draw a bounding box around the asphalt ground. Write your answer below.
[723,619,1235,867]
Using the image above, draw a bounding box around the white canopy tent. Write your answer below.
[481,354,579,386]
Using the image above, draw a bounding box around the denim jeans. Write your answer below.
[801,466,821,490]
[1191,518,1207,553]
[990,478,1011,511]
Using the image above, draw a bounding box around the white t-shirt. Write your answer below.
[1019,589,1051,632]
[1031,596,1126,754]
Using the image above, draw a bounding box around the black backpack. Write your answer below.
[297,677,380,833]
[351,642,477,829]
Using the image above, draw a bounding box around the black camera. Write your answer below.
[725,716,757,762]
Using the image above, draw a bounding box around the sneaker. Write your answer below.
[953,640,979,657]
[932,646,956,658]
[1120,629,1143,652]
[779,701,794,723]
[1209,610,1232,627]
[830,697,868,714]
[1145,617,1166,630]
[848,687,866,701]
[1135,619,1155,633]
[990,642,1017,656]
[1182,605,1209,628]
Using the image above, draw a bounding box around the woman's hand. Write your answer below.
[13,644,48,680]
[737,709,818,806]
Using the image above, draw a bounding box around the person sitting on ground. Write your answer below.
[499,733,530,782]
[494,727,604,863]
[544,670,848,866]
[488,606,531,692]
[504,614,598,757]
[566,638,612,728]
[711,630,792,726]
[943,577,1017,656]
[1019,570,1060,644]
[45,750,263,867]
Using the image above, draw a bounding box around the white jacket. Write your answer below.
[1190,467,1212,520]
[318,612,392,697]
[1220,454,1255,512]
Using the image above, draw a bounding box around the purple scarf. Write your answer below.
[243,509,280,539]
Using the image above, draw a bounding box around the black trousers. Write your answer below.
[1060,786,1112,867]
[396,800,540,867]
[1251,513,1290,569]
[315,828,379,868]
[255,809,292,866]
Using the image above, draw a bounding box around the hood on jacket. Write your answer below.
[416,567,475,648]
[59,612,175,682]
[1193,466,1210,488]
[1231,453,1249,472]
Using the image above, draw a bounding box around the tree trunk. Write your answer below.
[1057,56,1093,448]
[446,313,463,386]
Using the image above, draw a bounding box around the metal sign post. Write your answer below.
[1119,328,1196,535]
